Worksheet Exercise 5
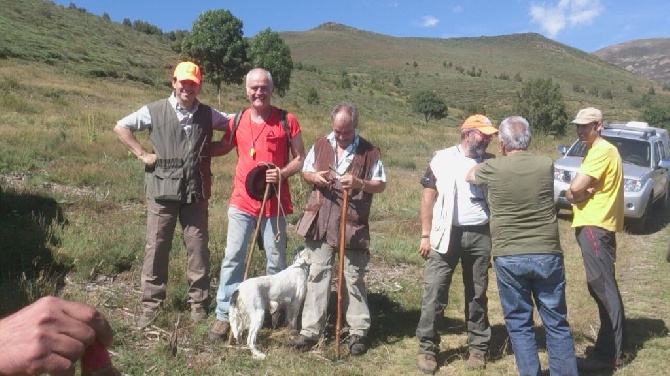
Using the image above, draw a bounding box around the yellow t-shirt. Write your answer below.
[572,139,624,232]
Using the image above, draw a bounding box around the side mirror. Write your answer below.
[658,159,670,169]
[557,145,568,155]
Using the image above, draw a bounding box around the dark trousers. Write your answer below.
[416,224,492,356]
[575,226,626,364]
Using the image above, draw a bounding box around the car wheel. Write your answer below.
[627,196,651,234]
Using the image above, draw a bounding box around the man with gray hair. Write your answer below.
[466,116,578,376]
[288,102,386,355]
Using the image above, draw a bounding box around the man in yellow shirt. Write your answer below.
[566,107,625,371]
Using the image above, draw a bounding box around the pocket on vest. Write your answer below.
[147,167,183,201]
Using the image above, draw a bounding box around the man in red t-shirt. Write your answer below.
[209,68,306,341]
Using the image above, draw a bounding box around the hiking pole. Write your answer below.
[335,187,349,359]
[244,182,272,281]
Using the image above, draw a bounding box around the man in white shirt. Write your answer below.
[415,115,497,374]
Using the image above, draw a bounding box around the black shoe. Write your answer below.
[349,334,367,356]
[287,334,317,352]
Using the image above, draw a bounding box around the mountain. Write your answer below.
[594,38,670,85]
[0,1,667,124]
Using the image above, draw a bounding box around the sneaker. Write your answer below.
[190,306,207,323]
[348,334,367,356]
[286,334,317,352]
[416,353,437,374]
[137,309,156,329]
[466,352,486,370]
[208,320,230,342]
[577,357,616,371]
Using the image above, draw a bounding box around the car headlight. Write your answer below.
[554,168,572,183]
[623,178,642,192]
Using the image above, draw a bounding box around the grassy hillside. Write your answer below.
[2,3,670,375]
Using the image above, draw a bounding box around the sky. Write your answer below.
[52,0,669,53]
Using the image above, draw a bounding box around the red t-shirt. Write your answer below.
[225,107,301,217]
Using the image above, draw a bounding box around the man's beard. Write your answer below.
[467,139,488,159]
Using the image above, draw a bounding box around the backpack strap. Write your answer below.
[230,108,292,157]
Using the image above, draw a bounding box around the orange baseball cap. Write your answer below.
[173,61,201,84]
[461,114,498,135]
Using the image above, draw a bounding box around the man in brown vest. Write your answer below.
[287,102,386,355]
[114,61,230,328]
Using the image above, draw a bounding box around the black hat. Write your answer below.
[245,164,277,201]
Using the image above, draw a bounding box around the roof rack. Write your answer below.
[603,123,656,139]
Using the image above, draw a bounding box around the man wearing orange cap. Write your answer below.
[114,61,231,328]
[415,115,496,374]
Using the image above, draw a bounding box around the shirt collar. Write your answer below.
[169,92,200,113]
[326,130,360,152]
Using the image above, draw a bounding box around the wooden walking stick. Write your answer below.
[243,182,272,281]
[335,187,349,359]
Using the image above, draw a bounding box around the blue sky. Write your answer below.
[53,0,668,52]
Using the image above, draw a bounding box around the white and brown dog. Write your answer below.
[229,248,310,359]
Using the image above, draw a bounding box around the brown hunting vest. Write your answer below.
[145,99,213,203]
[295,136,381,250]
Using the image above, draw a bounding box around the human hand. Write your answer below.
[339,173,364,190]
[312,170,334,188]
[0,296,113,376]
[139,152,157,167]
[265,166,280,183]
[419,238,431,260]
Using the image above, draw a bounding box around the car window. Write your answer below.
[604,137,650,167]
[566,141,588,157]
[653,142,661,165]
[657,141,666,160]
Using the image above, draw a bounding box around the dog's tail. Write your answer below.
[230,289,239,307]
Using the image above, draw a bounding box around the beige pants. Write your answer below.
[300,239,371,339]
[141,199,210,311]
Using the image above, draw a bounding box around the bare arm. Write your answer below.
[419,187,437,260]
[465,164,479,183]
[210,139,235,157]
[566,173,596,203]
[0,296,113,375]
[267,132,306,183]
[113,124,156,166]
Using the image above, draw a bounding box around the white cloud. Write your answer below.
[387,1,399,8]
[420,15,440,27]
[451,5,463,13]
[530,0,603,37]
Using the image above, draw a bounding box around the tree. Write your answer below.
[248,28,293,97]
[642,105,670,128]
[410,90,448,123]
[513,77,568,136]
[181,10,249,104]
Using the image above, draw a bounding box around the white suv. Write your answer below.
[554,121,670,233]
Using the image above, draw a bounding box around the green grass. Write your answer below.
[1,3,670,374]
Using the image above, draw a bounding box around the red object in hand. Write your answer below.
[81,342,120,376]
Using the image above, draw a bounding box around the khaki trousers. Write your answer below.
[300,239,371,339]
[141,198,210,310]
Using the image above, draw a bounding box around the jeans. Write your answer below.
[214,206,287,321]
[416,225,491,356]
[494,254,577,376]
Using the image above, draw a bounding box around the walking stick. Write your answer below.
[335,188,349,359]
[243,182,272,281]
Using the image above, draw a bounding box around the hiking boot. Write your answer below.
[286,334,317,352]
[577,357,616,371]
[137,309,156,329]
[190,306,207,323]
[466,352,486,369]
[417,353,437,374]
[348,334,367,356]
[208,320,230,342]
